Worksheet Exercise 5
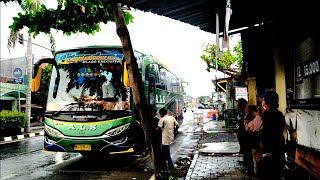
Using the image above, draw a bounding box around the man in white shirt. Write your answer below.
[157,107,180,174]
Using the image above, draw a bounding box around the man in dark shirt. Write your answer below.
[236,98,247,153]
[150,108,164,177]
[258,91,285,180]
[235,98,253,174]
[151,108,162,147]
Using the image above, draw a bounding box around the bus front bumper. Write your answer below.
[44,133,140,154]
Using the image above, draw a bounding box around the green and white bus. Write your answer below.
[32,45,185,155]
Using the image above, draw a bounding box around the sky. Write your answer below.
[0,2,240,98]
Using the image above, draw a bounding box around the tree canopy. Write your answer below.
[200,40,243,75]
[1,0,134,37]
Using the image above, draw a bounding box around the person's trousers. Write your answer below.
[242,143,253,171]
[252,148,260,175]
[162,145,174,171]
[257,155,284,180]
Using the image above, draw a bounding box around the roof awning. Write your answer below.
[1,91,26,98]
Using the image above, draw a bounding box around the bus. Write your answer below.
[32,45,185,156]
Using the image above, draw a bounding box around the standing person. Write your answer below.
[244,105,263,176]
[157,107,180,174]
[258,91,286,180]
[235,98,253,174]
[150,109,163,174]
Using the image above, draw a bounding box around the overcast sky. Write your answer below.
[0,2,240,98]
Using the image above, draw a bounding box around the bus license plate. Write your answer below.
[74,144,91,151]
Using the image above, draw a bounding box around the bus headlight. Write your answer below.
[105,123,130,137]
[45,124,63,137]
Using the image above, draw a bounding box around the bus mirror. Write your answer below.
[31,66,43,92]
[123,61,130,87]
[32,58,60,98]
[53,77,60,99]
[30,58,60,92]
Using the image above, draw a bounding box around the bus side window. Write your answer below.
[172,77,179,93]
[134,51,144,74]
[145,64,151,85]
[151,64,160,89]
[166,71,173,92]
[159,67,167,90]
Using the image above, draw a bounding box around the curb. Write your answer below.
[185,151,199,180]
[0,131,44,143]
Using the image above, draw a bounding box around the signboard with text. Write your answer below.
[235,87,248,101]
[292,57,320,109]
[14,78,23,84]
[295,58,319,84]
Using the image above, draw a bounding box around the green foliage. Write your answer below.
[233,40,243,69]
[5,0,134,37]
[0,110,27,129]
[200,43,218,72]
[20,0,42,13]
[200,40,243,73]
[219,49,236,70]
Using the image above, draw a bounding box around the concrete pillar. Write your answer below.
[226,79,234,109]
[12,100,17,111]
[247,77,257,105]
[274,48,286,114]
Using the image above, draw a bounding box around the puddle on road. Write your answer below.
[203,121,227,132]
[199,142,240,154]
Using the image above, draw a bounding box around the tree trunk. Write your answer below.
[112,3,162,178]
[25,34,33,132]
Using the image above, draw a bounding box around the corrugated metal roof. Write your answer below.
[125,0,275,34]
[125,0,317,35]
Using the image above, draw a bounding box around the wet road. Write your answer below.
[0,108,203,180]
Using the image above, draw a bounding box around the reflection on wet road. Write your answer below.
[0,136,44,159]
[0,135,154,180]
[0,109,201,180]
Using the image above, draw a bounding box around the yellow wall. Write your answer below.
[274,48,286,114]
[247,77,257,105]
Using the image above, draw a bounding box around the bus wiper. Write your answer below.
[53,102,84,117]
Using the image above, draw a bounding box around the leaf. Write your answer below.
[8,0,133,36]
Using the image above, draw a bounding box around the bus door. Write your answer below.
[148,75,156,109]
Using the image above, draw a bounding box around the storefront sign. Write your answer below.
[296,58,320,84]
[292,57,320,109]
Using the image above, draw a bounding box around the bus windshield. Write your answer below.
[46,49,131,112]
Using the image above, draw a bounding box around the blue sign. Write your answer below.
[13,68,23,78]
[14,78,23,84]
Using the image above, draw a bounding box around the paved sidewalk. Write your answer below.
[0,123,44,143]
[185,120,258,180]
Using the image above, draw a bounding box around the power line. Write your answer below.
[22,39,52,51]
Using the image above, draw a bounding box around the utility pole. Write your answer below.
[25,34,33,132]
[216,12,220,71]
[19,33,50,132]
[216,12,220,105]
